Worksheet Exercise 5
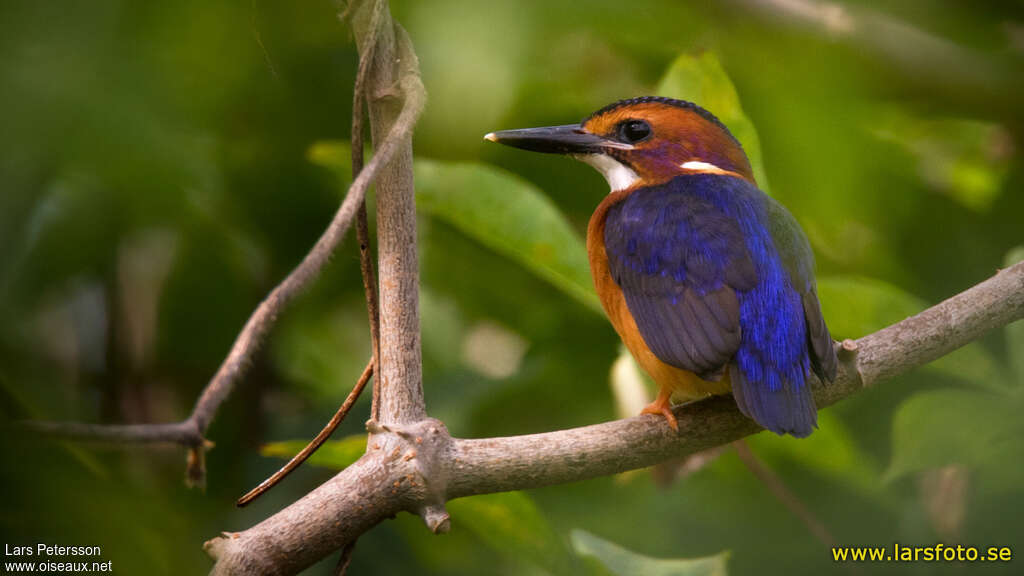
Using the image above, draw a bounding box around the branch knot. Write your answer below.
[367,418,452,532]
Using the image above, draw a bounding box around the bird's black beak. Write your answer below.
[484,124,628,155]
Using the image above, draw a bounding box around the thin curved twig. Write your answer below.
[351,0,384,422]
[334,540,357,576]
[733,440,837,548]
[236,358,374,507]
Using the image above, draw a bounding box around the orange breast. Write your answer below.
[587,189,731,400]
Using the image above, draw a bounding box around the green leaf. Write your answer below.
[1004,246,1024,387]
[260,434,366,470]
[414,160,601,313]
[655,52,770,193]
[307,141,601,313]
[449,492,572,574]
[571,530,728,576]
[817,275,1004,389]
[885,389,1024,482]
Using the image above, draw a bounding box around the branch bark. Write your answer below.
[352,2,427,426]
[206,261,1024,574]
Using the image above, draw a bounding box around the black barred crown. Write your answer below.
[583,96,739,145]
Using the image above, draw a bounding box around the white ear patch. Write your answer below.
[680,161,723,172]
[576,154,639,193]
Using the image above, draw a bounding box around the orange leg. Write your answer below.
[640,385,678,431]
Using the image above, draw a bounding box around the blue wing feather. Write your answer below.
[605,186,754,378]
[605,174,833,436]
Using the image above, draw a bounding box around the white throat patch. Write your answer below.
[576,154,639,193]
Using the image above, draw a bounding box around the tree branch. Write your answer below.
[205,260,1024,574]
[17,420,203,445]
[351,1,428,427]
[15,0,422,488]
[447,262,1024,495]
[352,0,442,530]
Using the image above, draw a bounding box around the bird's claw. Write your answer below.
[641,400,678,431]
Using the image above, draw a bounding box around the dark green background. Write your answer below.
[1,1,1022,574]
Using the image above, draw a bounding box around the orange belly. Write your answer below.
[587,190,731,400]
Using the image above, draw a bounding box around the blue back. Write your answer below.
[605,173,834,436]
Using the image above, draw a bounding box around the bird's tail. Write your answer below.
[729,362,817,437]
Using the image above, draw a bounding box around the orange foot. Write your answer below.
[640,386,678,431]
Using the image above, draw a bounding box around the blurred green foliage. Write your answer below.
[572,529,729,576]
[1,1,1022,575]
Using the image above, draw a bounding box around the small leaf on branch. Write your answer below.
[261,434,367,470]
[571,529,729,576]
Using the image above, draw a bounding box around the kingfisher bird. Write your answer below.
[485,97,837,437]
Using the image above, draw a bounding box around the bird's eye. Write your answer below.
[618,119,651,143]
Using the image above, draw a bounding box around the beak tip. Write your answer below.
[481,124,602,154]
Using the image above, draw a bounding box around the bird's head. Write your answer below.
[486,96,754,192]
